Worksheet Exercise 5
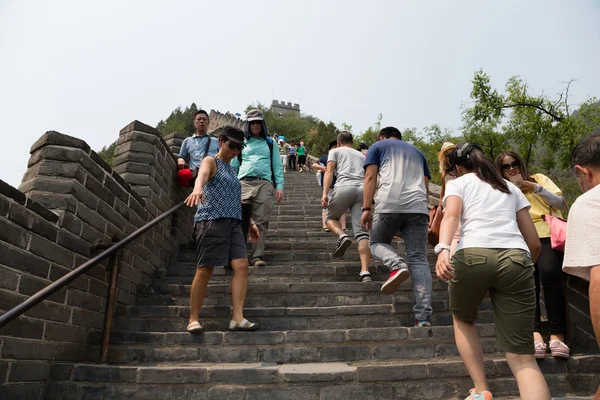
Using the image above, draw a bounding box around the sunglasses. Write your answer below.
[249,121,262,125]
[501,161,520,171]
[445,166,456,176]
[226,140,243,151]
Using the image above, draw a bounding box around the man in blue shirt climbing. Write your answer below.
[231,110,285,266]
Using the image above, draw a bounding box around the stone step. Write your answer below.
[45,355,600,399]
[137,288,453,308]
[111,309,495,332]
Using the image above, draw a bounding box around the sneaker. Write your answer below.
[358,272,372,282]
[323,227,330,232]
[380,267,410,294]
[534,341,547,359]
[332,235,352,258]
[415,319,431,327]
[465,388,493,400]
[549,340,570,359]
[252,258,267,267]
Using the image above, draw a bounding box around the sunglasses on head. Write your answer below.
[226,140,243,151]
[501,161,520,171]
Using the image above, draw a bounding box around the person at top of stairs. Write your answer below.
[231,109,285,267]
[361,126,433,327]
[184,126,261,333]
[297,141,307,172]
[321,130,372,282]
[176,109,220,187]
[313,139,347,232]
[435,142,550,400]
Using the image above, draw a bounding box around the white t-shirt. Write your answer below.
[443,173,531,253]
[562,183,600,281]
[327,146,365,187]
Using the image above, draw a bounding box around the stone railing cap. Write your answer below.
[120,120,160,137]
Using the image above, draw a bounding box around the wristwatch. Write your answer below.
[434,243,451,255]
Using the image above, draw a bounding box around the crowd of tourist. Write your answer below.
[176,108,600,400]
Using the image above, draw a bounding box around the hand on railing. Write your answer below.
[185,189,204,207]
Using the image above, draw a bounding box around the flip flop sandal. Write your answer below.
[187,321,204,333]
[228,318,260,331]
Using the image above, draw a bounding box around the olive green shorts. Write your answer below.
[449,248,536,354]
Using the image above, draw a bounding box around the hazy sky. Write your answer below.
[1,0,599,188]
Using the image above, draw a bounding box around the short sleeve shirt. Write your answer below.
[318,155,336,188]
[525,173,563,238]
[364,139,431,215]
[443,173,531,253]
[327,146,365,187]
[562,183,600,281]
[179,135,219,171]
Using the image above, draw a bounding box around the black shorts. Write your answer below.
[298,155,306,165]
[194,218,247,267]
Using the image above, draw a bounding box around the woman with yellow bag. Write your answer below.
[495,151,570,359]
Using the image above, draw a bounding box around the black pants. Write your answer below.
[298,155,306,168]
[534,238,567,335]
[288,155,297,170]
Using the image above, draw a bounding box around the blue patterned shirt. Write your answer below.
[194,157,242,221]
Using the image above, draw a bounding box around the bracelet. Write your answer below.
[249,221,256,226]
[361,207,371,211]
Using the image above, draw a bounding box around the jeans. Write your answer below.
[534,238,567,335]
[369,213,432,321]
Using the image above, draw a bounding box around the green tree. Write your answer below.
[356,114,383,146]
[245,101,320,144]
[156,103,200,137]
[98,140,118,166]
[306,121,339,157]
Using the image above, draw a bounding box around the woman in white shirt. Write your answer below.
[435,143,549,400]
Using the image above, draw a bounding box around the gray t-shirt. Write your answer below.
[327,146,365,187]
[364,139,431,215]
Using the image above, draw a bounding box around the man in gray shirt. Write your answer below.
[361,126,433,327]
[321,131,372,282]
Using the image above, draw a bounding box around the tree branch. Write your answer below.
[499,102,564,122]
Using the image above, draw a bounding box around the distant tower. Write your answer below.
[270,100,300,117]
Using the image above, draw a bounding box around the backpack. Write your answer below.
[237,137,277,188]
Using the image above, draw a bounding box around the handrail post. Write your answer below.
[100,247,121,362]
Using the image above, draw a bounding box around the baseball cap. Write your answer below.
[246,109,264,122]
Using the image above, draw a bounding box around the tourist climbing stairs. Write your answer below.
[47,171,600,399]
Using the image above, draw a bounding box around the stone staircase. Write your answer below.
[46,171,600,399]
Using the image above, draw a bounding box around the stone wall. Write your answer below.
[0,121,195,397]
[208,109,245,133]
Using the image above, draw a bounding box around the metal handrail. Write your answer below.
[0,201,185,328]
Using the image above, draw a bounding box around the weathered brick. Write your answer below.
[76,203,106,233]
[59,212,82,236]
[0,179,26,204]
[97,200,126,229]
[0,265,20,290]
[8,201,59,241]
[0,194,10,216]
[80,221,111,246]
[18,274,67,303]
[90,150,112,173]
[25,160,87,185]
[206,347,258,363]
[0,241,50,278]
[0,315,44,339]
[209,366,278,384]
[66,289,104,313]
[44,322,88,343]
[319,385,393,400]
[1,338,56,360]
[128,195,147,221]
[207,387,245,400]
[393,380,457,399]
[57,229,91,257]
[26,192,78,214]
[259,347,319,364]
[0,382,44,399]
[319,345,372,362]
[30,131,90,153]
[54,343,94,362]
[29,234,73,267]
[137,367,206,384]
[80,152,108,183]
[50,364,74,381]
[8,361,51,382]
[25,197,59,223]
[88,278,108,298]
[357,364,428,382]
[49,264,89,292]
[85,174,115,207]
[71,308,104,329]
[103,174,129,204]
[73,365,137,382]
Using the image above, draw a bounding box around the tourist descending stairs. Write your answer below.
[48,171,600,399]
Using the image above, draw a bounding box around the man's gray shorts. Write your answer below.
[326,185,368,241]
[194,218,247,267]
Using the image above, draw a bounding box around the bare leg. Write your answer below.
[340,213,347,230]
[357,238,371,274]
[505,352,551,400]
[189,267,213,324]
[453,315,489,394]
[326,218,345,237]
[533,332,544,342]
[230,257,249,322]
[322,210,327,229]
